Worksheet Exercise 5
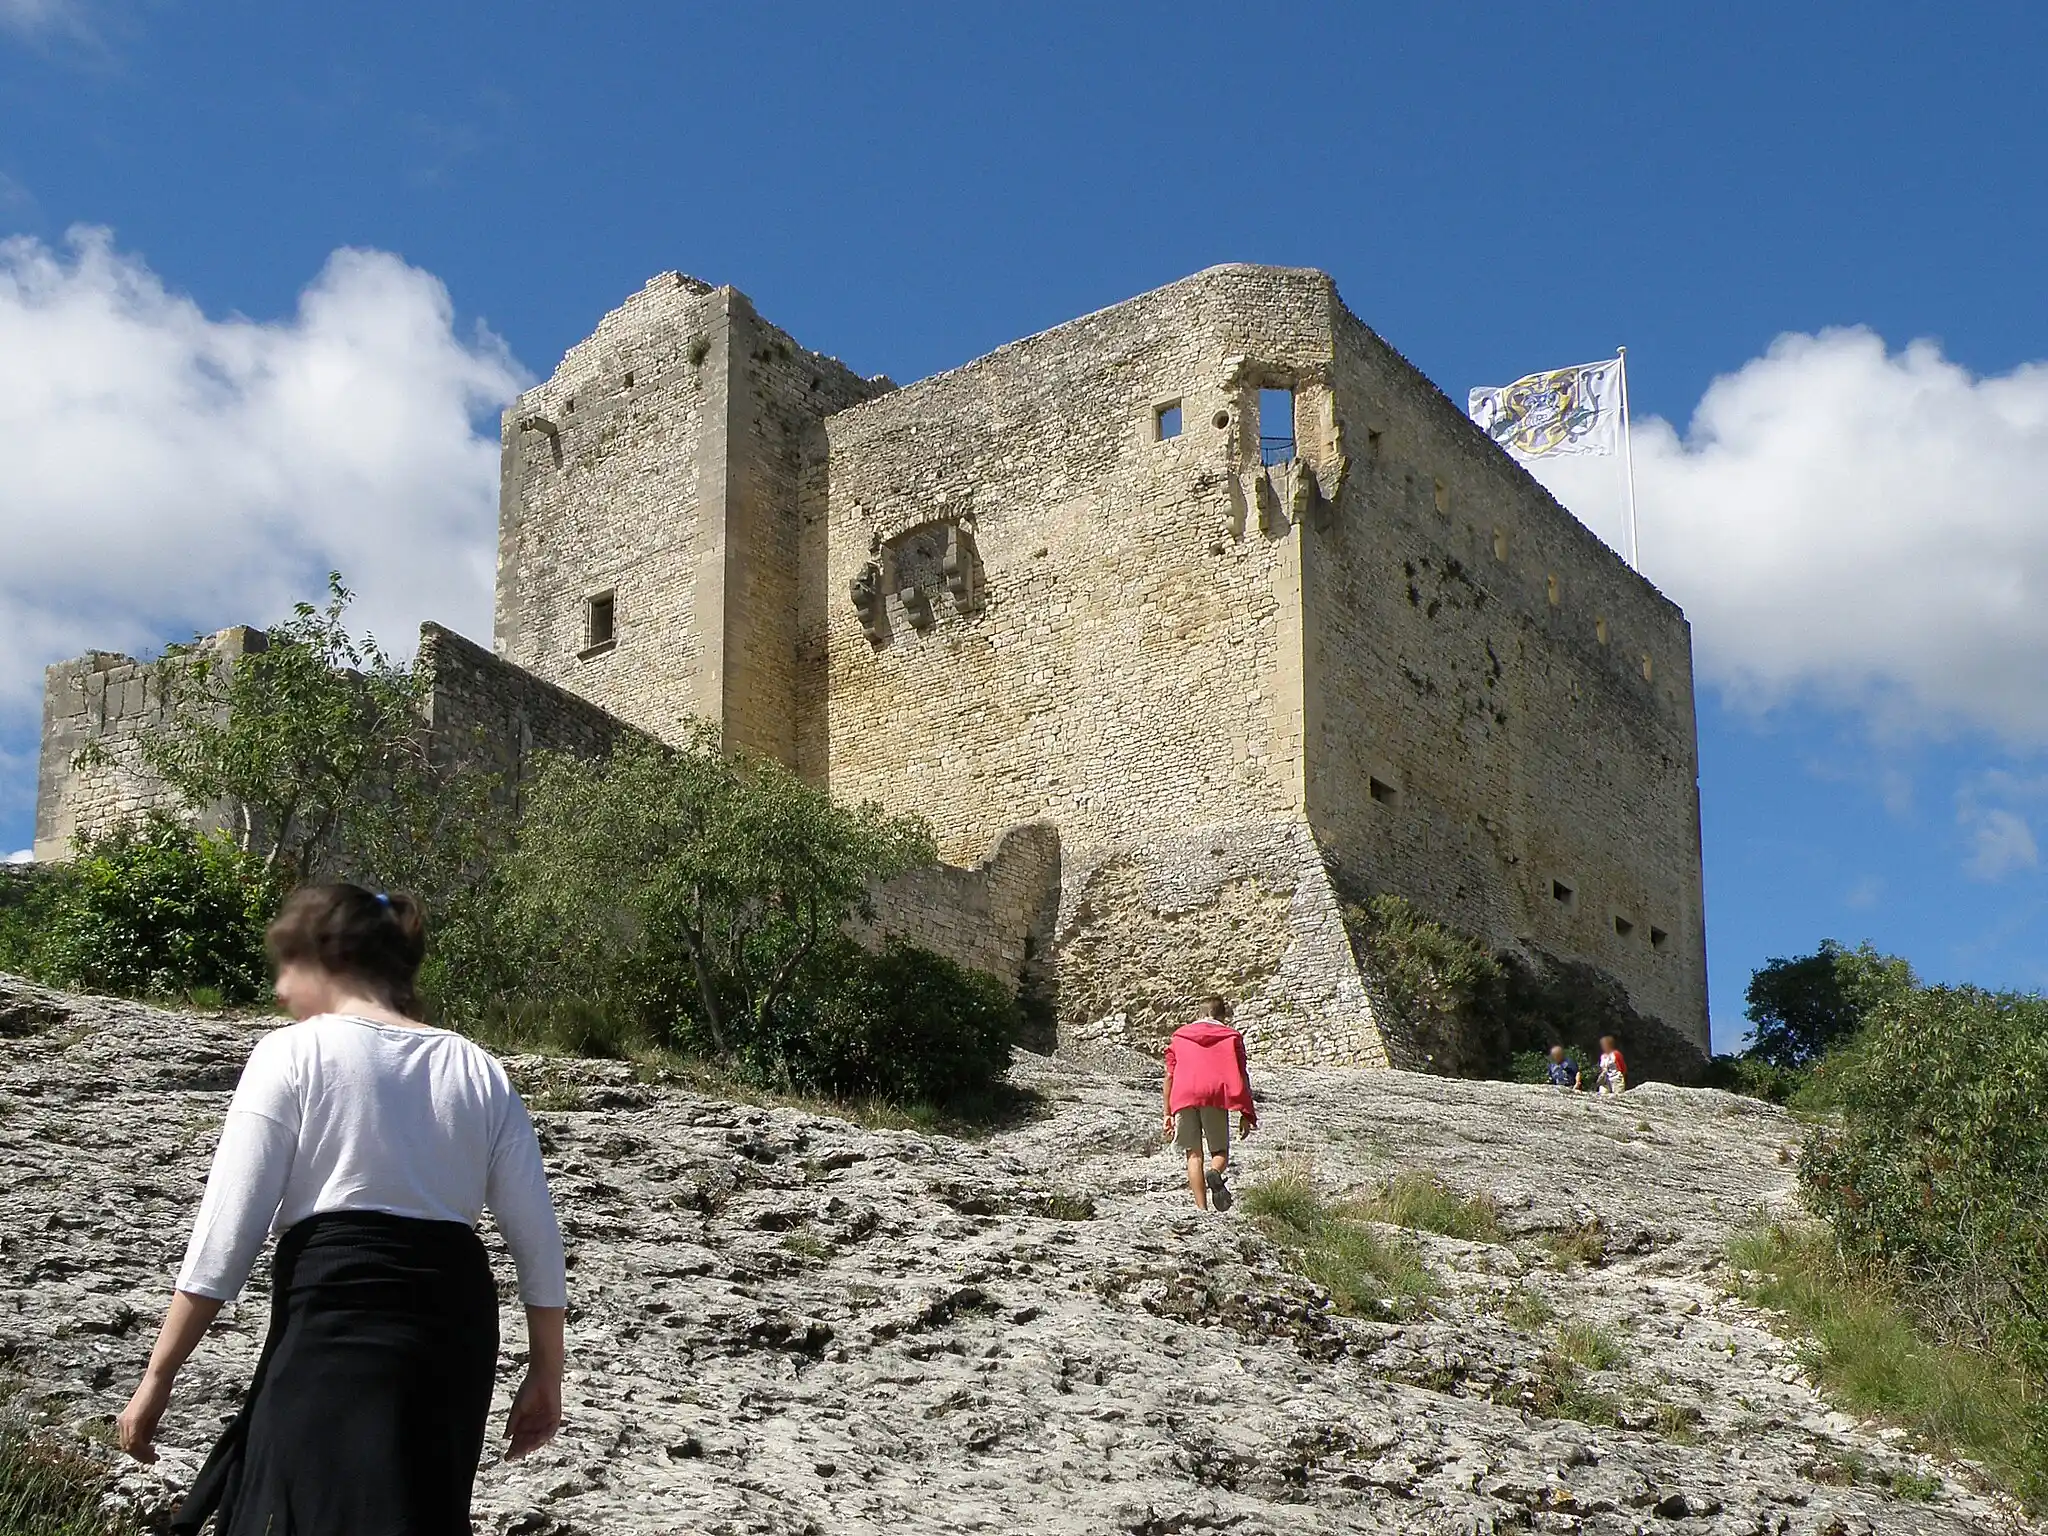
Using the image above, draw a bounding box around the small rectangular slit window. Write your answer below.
[1546,573,1560,607]
[1641,653,1654,682]
[1366,428,1384,462]
[1492,527,1508,563]
[1650,927,1669,951]
[1369,777,1399,806]
[1154,401,1183,441]
[1433,479,1450,516]
[1613,915,1635,938]
[622,371,635,389]
[1552,880,1575,907]
[583,590,616,652]
[1595,616,1610,646]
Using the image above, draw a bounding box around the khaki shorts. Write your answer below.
[1173,1106,1230,1157]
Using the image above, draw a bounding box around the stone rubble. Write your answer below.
[0,974,2034,1535]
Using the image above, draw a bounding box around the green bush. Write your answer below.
[1801,986,2048,1363]
[0,867,72,981]
[38,819,272,1003]
[1343,894,1506,1075]
[747,938,1019,1106]
[1700,1053,1811,1104]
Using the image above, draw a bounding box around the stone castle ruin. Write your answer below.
[36,264,1709,1070]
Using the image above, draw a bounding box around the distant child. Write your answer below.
[1163,996,1257,1212]
[1596,1035,1627,1095]
[1545,1045,1581,1090]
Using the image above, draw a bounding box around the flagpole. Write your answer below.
[1617,346,1640,571]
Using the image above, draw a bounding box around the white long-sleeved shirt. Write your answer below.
[174,1014,568,1308]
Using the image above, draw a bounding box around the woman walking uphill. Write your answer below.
[116,884,569,1535]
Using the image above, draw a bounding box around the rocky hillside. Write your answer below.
[0,975,2034,1535]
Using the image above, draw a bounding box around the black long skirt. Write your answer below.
[173,1211,499,1536]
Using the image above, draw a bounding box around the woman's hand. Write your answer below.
[116,1291,225,1463]
[117,1370,173,1463]
[505,1369,562,1460]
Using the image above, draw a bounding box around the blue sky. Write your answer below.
[4,2,2046,1048]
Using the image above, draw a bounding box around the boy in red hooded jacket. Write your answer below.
[1163,996,1257,1211]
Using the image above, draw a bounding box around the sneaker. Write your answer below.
[1205,1168,1233,1211]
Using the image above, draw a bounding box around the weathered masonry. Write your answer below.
[494,264,1709,1065]
[39,264,1708,1070]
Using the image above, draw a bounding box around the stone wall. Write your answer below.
[864,822,1062,996]
[794,263,1705,1061]
[806,266,1326,859]
[1307,309,1708,1049]
[1052,817,1389,1068]
[32,627,265,862]
[418,622,645,790]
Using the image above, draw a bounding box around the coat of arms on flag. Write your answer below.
[1467,358,1623,460]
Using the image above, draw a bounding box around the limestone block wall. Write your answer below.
[1305,309,1709,1049]
[863,822,1062,993]
[496,272,886,760]
[418,623,644,792]
[805,266,1340,858]
[1051,817,1387,1068]
[32,628,265,862]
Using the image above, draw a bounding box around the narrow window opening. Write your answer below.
[564,397,576,414]
[1366,428,1383,462]
[1650,926,1669,951]
[1369,777,1399,806]
[1154,401,1183,441]
[1552,880,1575,907]
[1433,479,1451,516]
[1259,388,1295,465]
[1595,616,1610,646]
[1492,527,1509,563]
[1614,915,1635,938]
[622,371,635,389]
[1641,653,1654,682]
[1546,573,1560,607]
[583,590,616,653]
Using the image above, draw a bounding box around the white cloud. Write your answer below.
[1529,328,2048,745]
[0,0,90,38]
[1954,770,2048,883]
[0,226,526,725]
[1963,808,2039,882]
[4,848,32,864]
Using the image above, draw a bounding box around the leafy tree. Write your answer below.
[493,735,937,1055]
[1744,939,1917,1068]
[125,573,499,897]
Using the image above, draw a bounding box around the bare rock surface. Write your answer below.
[0,974,2034,1535]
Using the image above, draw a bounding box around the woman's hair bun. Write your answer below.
[266,883,429,1013]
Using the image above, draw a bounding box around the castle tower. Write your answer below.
[492,264,1709,1071]
[494,275,889,763]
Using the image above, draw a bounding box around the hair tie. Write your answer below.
[373,892,391,909]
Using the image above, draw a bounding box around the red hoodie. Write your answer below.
[1165,1019,1254,1113]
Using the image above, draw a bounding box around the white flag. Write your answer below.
[1468,358,1623,460]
